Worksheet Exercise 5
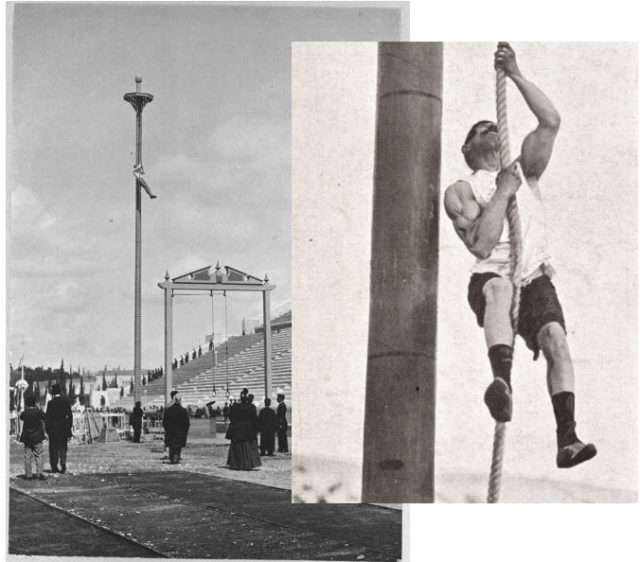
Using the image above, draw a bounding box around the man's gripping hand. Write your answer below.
[494,42,521,79]
[496,160,522,197]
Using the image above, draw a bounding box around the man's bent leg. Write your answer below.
[538,322,597,468]
[482,277,514,422]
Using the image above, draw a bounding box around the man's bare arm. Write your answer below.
[444,163,521,259]
[495,43,560,180]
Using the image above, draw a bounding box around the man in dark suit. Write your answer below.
[276,392,289,453]
[130,401,144,443]
[258,398,277,456]
[162,393,190,464]
[45,383,73,474]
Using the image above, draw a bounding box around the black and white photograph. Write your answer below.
[292,41,637,505]
[5,3,406,560]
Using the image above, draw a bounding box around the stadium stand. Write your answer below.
[117,311,291,408]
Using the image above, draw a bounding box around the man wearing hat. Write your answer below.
[45,383,73,474]
[276,392,289,453]
[20,394,47,480]
[162,391,190,464]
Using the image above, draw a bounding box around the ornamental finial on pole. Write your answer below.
[124,77,154,113]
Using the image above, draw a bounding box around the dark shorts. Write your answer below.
[467,272,566,360]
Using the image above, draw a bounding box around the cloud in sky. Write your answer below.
[8,113,291,371]
[7,3,404,371]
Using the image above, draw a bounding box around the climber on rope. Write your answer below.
[444,42,597,469]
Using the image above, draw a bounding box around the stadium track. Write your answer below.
[10,486,162,557]
[10,471,401,560]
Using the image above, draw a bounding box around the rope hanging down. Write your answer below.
[486,64,524,504]
[224,291,230,398]
[211,291,216,396]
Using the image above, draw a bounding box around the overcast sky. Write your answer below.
[7,2,405,372]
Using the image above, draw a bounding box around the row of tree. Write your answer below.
[10,359,168,407]
[9,358,87,386]
[10,373,90,409]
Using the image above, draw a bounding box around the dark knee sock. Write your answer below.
[552,391,579,448]
[488,344,513,389]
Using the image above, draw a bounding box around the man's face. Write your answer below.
[462,121,499,168]
[467,122,498,152]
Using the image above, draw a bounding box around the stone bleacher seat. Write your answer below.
[118,311,291,408]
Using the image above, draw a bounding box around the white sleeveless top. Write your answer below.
[463,169,551,283]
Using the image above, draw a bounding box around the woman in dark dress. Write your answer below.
[226,394,261,470]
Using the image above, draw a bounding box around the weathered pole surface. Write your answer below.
[362,43,443,503]
[262,276,272,401]
[124,77,153,404]
[164,272,173,406]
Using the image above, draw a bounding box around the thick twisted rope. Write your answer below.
[487,65,524,504]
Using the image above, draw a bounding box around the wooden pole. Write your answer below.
[262,279,272,401]
[164,272,173,406]
[124,77,153,404]
[362,43,443,503]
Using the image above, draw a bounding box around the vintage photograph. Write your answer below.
[5,3,406,560]
[292,41,637,504]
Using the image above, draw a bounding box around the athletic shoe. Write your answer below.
[556,441,597,468]
[37,474,46,481]
[484,377,512,422]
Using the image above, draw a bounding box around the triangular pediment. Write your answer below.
[172,264,264,285]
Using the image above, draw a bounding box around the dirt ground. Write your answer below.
[9,419,292,489]
[8,422,402,561]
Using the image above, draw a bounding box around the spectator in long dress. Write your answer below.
[226,394,261,470]
[247,393,259,434]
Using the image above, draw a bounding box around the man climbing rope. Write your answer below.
[444,43,597,469]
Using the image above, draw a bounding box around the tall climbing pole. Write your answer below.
[124,77,155,404]
[487,45,524,503]
[163,271,173,406]
[362,43,443,503]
